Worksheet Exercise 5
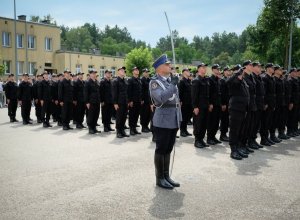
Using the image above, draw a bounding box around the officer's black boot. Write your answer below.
[130,128,136,136]
[253,139,263,148]
[260,136,271,146]
[108,125,115,131]
[220,134,229,142]
[116,129,123,138]
[194,138,205,148]
[278,131,288,140]
[270,133,280,143]
[267,136,276,145]
[134,128,141,135]
[248,139,259,150]
[230,145,243,160]
[164,154,180,187]
[180,130,188,137]
[154,153,173,189]
[88,127,96,134]
[122,129,130,137]
[237,145,248,158]
[152,132,157,142]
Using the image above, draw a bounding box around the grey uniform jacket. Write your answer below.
[149,74,182,129]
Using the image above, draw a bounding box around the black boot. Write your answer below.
[260,136,271,146]
[164,154,180,187]
[134,128,141,135]
[180,130,188,137]
[108,125,115,131]
[130,128,136,136]
[253,139,263,148]
[154,153,173,189]
[270,133,281,143]
[220,134,229,142]
[116,130,123,138]
[194,139,205,148]
[248,139,259,150]
[122,129,130,137]
[230,145,243,160]
[152,133,157,142]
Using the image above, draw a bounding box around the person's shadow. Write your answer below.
[148,188,185,219]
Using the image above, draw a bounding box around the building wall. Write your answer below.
[0,16,61,76]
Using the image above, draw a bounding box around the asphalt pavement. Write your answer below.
[0,108,299,220]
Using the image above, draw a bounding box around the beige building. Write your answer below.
[0,15,126,79]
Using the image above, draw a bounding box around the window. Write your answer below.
[28,35,35,49]
[111,67,116,76]
[28,62,36,75]
[88,65,94,72]
[17,61,24,75]
[3,60,11,74]
[17,34,23,48]
[99,66,106,77]
[2,32,10,46]
[76,64,82,73]
[45,37,52,51]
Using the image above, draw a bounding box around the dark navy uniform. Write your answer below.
[5,79,18,122]
[58,78,74,129]
[179,76,192,136]
[99,77,113,131]
[38,79,52,126]
[18,79,33,124]
[140,76,151,132]
[191,75,210,147]
[127,76,142,134]
[220,76,229,140]
[112,76,128,136]
[287,76,300,135]
[73,78,86,128]
[50,79,59,122]
[84,78,101,133]
[33,78,42,123]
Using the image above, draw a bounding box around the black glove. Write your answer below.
[170,76,179,85]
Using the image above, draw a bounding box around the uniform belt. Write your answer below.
[161,103,180,108]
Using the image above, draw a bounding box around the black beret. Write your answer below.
[118,66,126,71]
[252,62,262,67]
[242,60,252,67]
[89,70,97,74]
[182,68,189,73]
[22,73,29,76]
[223,66,230,71]
[265,63,274,68]
[212,64,220,69]
[289,68,297,73]
[274,65,282,70]
[105,69,112,74]
[77,72,84,75]
[142,68,150,72]
[197,63,208,68]
[132,66,139,71]
[231,64,244,71]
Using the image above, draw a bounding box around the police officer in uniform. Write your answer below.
[33,74,43,123]
[150,54,182,189]
[100,70,115,132]
[219,66,231,141]
[58,71,74,130]
[127,66,142,135]
[112,67,129,138]
[84,70,101,134]
[18,73,33,124]
[191,63,210,148]
[179,68,193,137]
[227,65,250,160]
[287,68,300,137]
[260,63,276,145]
[73,72,86,129]
[207,64,222,145]
[5,73,19,122]
[50,74,59,123]
[282,69,291,139]
[38,71,52,128]
[140,68,152,133]
[252,62,265,147]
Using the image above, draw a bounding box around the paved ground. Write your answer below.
[0,108,300,220]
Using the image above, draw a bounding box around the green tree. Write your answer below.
[212,52,231,67]
[65,27,95,52]
[125,47,153,76]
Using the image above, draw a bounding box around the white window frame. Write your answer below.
[99,66,106,77]
[2,32,10,47]
[28,62,36,75]
[88,65,94,72]
[76,64,82,73]
[111,67,116,76]
[17,34,23,48]
[45,37,52,51]
[28,35,36,49]
[3,60,11,74]
[17,61,24,75]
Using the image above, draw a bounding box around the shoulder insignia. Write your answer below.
[151,82,158,89]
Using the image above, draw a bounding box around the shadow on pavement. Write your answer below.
[148,188,185,219]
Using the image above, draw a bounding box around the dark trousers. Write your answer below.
[51,102,59,121]
[21,100,31,122]
[87,103,100,129]
[140,103,151,128]
[180,104,193,132]
[260,107,274,138]
[101,103,113,127]
[287,104,299,132]
[8,99,17,119]
[207,105,221,139]
[220,108,229,135]
[35,101,42,120]
[61,102,73,126]
[116,104,127,130]
[270,106,284,134]
[154,127,178,155]
[253,110,262,139]
[129,102,141,128]
[193,107,208,140]
[229,109,246,146]
[75,102,85,125]
[41,101,51,123]
[240,111,256,144]
[281,106,289,133]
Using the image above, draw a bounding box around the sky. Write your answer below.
[0,0,264,47]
